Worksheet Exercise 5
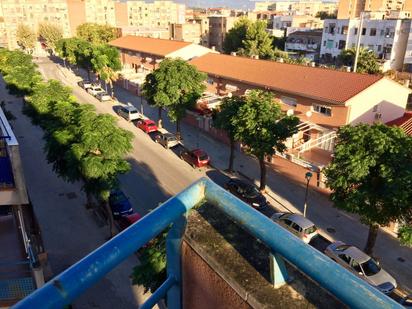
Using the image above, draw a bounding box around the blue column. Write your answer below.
[269,253,289,288]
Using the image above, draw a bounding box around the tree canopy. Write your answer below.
[232,90,299,190]
[213,96,245,172]
[76,23,118,45]
[223,17,252,54]
[324,124,412,254]
[240,20,274,59]
[339,47,381,74]
[315,11,337,19]
[38,22,63,51]
[16,24,36,52]
[142,59,206,135]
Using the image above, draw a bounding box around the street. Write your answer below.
[10,55,410,304]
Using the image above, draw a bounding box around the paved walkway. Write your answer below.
[42,59,412,292]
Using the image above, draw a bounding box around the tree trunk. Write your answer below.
[110,81,115,98]
[364,223,379,255]
[258,156,267,192]
[103,200,117,239]
[87,70,91,81]
[228,137,235,173]
[85,191,94,209]
[176,120,181,140]
[158,107,162,128]
[104,82,108,93]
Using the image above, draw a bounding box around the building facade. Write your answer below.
[320,18,411,71]
[255,0,337,16]
[189,53,410,167]
[285,30,323,61]
[208,15,238,51]
[337,0,412,18]
[271,15,324,37]
[171,22,202,44]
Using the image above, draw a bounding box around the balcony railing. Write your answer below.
[13,178,401,309]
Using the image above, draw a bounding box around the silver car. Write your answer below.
[325,241,397,294]
[116,105,142,122]
[96,92,112,102]
[271,212,318,243]
[87,85,105,96]
[154,132,179,149]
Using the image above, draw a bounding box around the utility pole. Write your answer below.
[353,11,366,73]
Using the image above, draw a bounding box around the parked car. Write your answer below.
[109,190,134,219]
[96,92,112,102]
[116,213,142,231]
[180,149,210,168]
[116,105,142,122]
[136,119,158,133]
[154,132,179,149]
[324,241,397,294]
[224,178,268,209]
[271,212,318,243]
[87,85,105,96]
[78,80,93,90]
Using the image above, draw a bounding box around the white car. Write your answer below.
[271,212,318,243]
[96,92,112,102]
[116,105,142,122]
[325,241,397,294]
[87,85,105,96]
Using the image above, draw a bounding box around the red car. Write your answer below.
[180,149,210,168]
[136,119,158,133]
[116,213,142,231]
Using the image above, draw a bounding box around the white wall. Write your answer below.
[167,44,218,60]
[346,78,410,124]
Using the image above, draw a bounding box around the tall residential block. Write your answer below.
[337,0,412,18]
[208,15,238,51]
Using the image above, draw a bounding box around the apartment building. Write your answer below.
[114,0,185,30]
[208,15,238,51]
[171,22,203,44]
[0,107,46,306]
[320,18,411,71]
[271,15,323,37]
[254,0,338,16]
[338,0,412,18]
[189,53,409,166]
[285,30,323,61]
[0,0,186,50]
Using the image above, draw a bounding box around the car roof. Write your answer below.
[192,148,206,155]
[285,213,315,230]
[163,133,175,137]
[124,105,137,111]
[341,246,370,263]
[143,119,155,124]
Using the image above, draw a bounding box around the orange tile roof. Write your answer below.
[386,112,412,136]
[189,53,384,104]
[109,35,192,57]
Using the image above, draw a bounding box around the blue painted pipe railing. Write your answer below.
[14,178,401,309]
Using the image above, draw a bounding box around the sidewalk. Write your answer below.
[52,60,412,292]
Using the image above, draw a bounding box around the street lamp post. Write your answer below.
[303,171,313,218]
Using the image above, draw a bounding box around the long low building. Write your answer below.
[188,53,410,167]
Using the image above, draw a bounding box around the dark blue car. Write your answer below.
[109,190,134,218]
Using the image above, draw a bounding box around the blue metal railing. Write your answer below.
[13,178,401,309]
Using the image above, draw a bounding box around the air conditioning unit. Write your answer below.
[374,113,382,120]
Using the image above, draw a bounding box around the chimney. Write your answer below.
[230,51,237,56]
[346,66,351,72]
[278,58,284,63]
[251,55,259,59]
[310,62,315,67]
[211,46,216,51]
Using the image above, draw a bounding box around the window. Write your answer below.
[326,40,334,49]
[338,254,351,264]
[354,28,358,35]
[377,45,382,52]
[368,45,374,51]
[207,78,214,85]
[323,40,326,46]
[362,28,366,35]
[351,259,362,273]
[370,28,377,36]
[341,26,348,34]
[313,104,332,116]
[290,223,302,232]
[338,40,346,50]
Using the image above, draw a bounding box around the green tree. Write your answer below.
[90,45,121,96]
[76,23,118,45]
[398,225,412,247]
[143,59,206,136]
[222,17,252,54]
[315,11,337,19]
[339,48,381,74]
[240,20,274,59]
[324,124,412,255]
[213,96,245,172]
[233,90,299,191]
[38,22,63,51]
[16,24,37,52]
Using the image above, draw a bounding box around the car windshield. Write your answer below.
[147,123,156,127]
[304,225,317,234]
[167,136,176,141]
[110,193,126,203]
[360,258,381,276]
[198,154,208,161]
[130,110,138,114]
[244,186,259,198]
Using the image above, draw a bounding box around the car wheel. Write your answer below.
[191,163,196,168]
[165,145,169,150]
